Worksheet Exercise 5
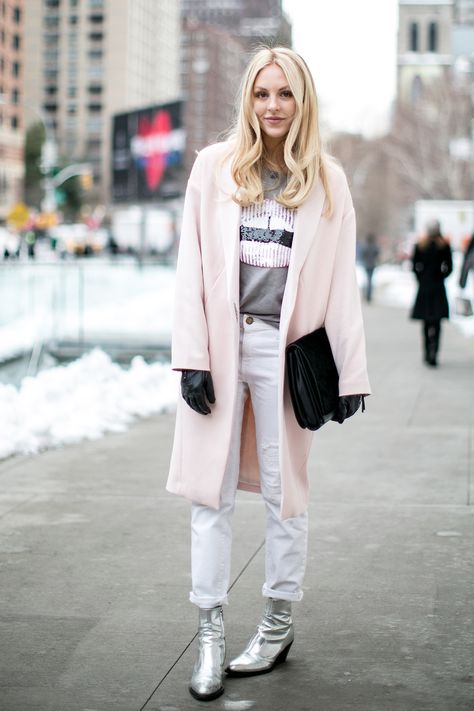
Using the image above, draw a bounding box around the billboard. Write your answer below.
[112,100,185,202]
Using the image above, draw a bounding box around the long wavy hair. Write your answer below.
[225,46,333,215]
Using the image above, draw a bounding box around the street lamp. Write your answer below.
[0,95,93,212]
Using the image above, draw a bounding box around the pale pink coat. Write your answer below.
[167,141,371,519]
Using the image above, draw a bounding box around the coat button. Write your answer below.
[245,316,254,325]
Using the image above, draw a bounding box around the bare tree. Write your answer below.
[329,69,473,259]
[384,72,473,202]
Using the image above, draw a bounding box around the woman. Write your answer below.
[411,219,453,367]
[167,47,371,701]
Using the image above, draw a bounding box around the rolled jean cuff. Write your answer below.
[262,584,303,602]
[189,592,229,609]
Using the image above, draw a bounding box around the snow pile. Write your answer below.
[0,349,179,460]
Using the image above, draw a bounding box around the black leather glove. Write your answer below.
[181,370,215,415]
[332,395,365,424]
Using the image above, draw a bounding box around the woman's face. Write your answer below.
[252,63,296,148]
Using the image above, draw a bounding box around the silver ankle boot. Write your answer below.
[189,605,225,701]
[225,598,293,676]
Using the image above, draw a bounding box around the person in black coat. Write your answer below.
[411,219,453,367]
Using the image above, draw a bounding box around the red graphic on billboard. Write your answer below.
[112,101,184,202]
[136,111,172,190]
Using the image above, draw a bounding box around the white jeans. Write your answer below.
[190,316,308,609]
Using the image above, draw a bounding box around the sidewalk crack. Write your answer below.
[137,539,265,710]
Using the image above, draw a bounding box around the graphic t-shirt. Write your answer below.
[239,169,295,327]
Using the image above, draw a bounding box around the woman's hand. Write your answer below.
[332,395,365,424]
[181,370,216,415]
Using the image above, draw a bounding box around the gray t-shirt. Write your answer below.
[239,170,295,327]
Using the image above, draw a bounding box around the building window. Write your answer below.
[45,33,59,46]
[0,57,4,72]
[428,22,438,52]
[69,15,79,24]
[45,0,61,7]
[13,6,21,23]
[70,0,79,5]
[88,49,102,60]
[409,21,418,52]
[89,32,103,41]
[11,88,19,103]
[67,104,77,115]
[89,0,104,7]
[89,13,103,23]
[44,69,59,81]
[88,103,102,112]
[45,85,58,95]
[12,34,21,50]
[11,114,18,129]
[44,16,59,28]
[88,84,102,94]
[67,86,77,97]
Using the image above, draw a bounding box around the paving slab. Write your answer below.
[0,302,473,711]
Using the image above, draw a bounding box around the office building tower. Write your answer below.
[180,0,292,171]
[24,0,180,203]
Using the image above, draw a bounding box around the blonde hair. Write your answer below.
[226,46,333,216]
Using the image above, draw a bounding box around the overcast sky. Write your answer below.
[281,0,399,136]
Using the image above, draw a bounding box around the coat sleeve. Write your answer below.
[171,152,210,372]
[441,244,453,279]
[412,245,423,282]
[324,189,371,397]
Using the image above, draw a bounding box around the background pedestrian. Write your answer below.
[411,219,453,366]
[359,233,379,303]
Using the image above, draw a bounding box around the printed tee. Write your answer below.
[239,169,295,327]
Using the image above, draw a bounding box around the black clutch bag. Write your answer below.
[285,327,339,431]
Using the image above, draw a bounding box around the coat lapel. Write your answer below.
[280,178,327,328]
[217,156,240,303]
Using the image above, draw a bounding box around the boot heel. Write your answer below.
[276,640,293,665]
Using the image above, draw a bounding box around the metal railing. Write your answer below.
[0,257,174,381]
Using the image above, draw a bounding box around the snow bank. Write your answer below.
[0,349,179,460]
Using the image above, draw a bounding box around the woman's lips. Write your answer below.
[264,117,284,123]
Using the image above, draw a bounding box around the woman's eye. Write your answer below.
[255,91,268,99]
[281,91,293,98]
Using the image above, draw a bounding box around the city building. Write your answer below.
[24,0,180,204]
[454,0,474,22]
[181,18,245,172]
[180,0,292,171]
[181,0,291,51]
[397,0,474,103]
[397,0,454,104]
[0,0,24,219]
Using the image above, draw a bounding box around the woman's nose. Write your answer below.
[268,94,279,111]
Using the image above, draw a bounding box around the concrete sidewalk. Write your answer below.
[0,303,473,711]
